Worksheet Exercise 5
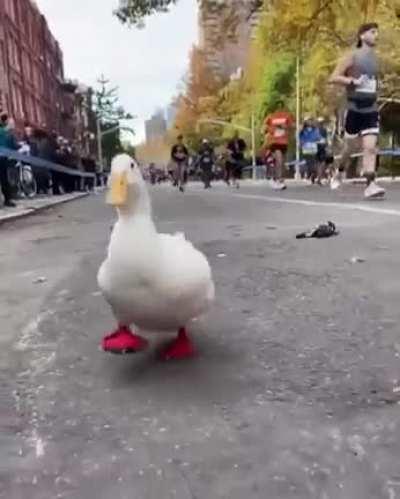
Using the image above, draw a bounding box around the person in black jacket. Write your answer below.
[226,131,247,189]
[170,135,189,192]
[198,139,214,189]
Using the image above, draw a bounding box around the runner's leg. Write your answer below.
[331,134,359,188]
[274,149,283,182]
[361,133,377,179]
[362,133,385,198]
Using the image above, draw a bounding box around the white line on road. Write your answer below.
[213,191,400,218]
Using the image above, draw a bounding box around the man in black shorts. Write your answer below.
[170,135,189,193]
[226,132,247,189]
[329,22,384,199]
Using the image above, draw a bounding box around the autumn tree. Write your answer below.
[115,0,262,26]
[174,46,224,148]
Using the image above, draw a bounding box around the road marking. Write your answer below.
[214,191,400,218]
[32,429,45,458]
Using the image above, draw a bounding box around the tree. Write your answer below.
[115,0,262,26]
[94,75,134,166]
[135,137,170,164]
[115,0,178,26]
[174,46,223,148]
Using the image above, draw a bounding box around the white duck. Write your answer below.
[98,154,215,360]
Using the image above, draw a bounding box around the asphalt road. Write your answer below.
[2,181,400,499]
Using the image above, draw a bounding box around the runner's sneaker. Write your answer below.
[273,180,287,191]
[330,177,341,190]
[364,181,385,199]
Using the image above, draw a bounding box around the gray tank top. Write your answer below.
[346,47,378,113]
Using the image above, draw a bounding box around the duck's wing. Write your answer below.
[157,232,214,301]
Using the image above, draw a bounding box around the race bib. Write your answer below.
[358,75,377,94]
[302,142,318,155]
[274,127,286,138]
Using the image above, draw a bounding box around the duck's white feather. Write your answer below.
[98,155,214,332]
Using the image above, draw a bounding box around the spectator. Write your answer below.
[226,131,247,189]
[81,155,97,191]
[23,122,38,156]
[36,129,54,194]
[48,131,64,195]
[299,117,322,183]
[0,113,18,207]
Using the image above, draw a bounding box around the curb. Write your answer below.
[0,192,90,226]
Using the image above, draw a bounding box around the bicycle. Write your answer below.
[7,160,37,199]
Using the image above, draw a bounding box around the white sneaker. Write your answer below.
[272,180,287,191]
[364,182,385,199]
[330,177,341,190]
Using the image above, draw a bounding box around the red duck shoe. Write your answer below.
[101,327,148,354]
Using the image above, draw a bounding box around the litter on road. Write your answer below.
[296,221,338,239]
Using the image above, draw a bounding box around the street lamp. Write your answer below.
[295,55,301,180]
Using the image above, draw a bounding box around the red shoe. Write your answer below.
[160,328,196,361]
[101,326,148,354]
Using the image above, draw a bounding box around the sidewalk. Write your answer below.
[0,192,90,224]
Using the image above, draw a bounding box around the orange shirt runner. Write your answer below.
[264,111,294,148]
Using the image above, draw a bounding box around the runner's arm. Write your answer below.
[329,53,356,87]
[170,145,176,161]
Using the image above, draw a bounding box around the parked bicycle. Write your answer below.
[7,160,37,199]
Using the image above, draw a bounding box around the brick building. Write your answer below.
[0,0,65,134]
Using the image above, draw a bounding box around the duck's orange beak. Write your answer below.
[107,172,128,206]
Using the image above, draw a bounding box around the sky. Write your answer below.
[35,0,198,144]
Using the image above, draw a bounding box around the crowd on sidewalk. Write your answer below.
[0,112,99,208]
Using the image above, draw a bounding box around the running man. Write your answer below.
[170,135,189,193]
[226,132,247,189]
[329,22,385,199]
[198,138,215,189]
[264,103,294,190]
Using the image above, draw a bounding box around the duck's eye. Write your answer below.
[131,162,135,169]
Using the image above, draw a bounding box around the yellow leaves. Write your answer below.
[174,0,400,147]
[136,138,170,164]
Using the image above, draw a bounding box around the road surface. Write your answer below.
[2,181,400,499]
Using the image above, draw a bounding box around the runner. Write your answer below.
[264,103,294,190]
[329,22,385,199]
[299,117,321,184]
[170,135,189,193]
[198,138,214,189]
[226,132,247,189]
[316,117,332,185]
[262,145,276,180]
